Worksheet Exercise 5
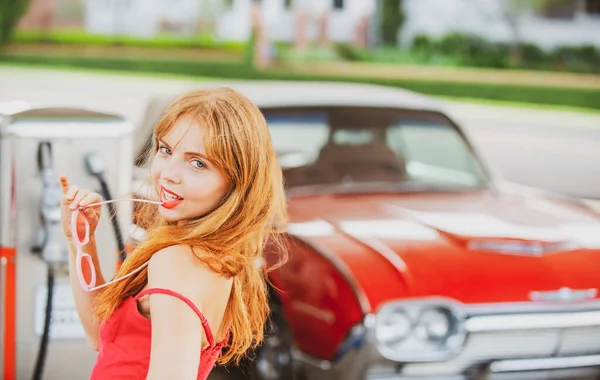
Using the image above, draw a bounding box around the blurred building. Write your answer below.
[401,0,600,49]
[19,0,85,30]
[85,0,202,38]
[81,0,372,44]
[219,0,374,44]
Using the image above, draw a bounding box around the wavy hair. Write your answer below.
[94,87,288,365]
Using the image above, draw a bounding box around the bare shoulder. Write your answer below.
[147,245,232,302]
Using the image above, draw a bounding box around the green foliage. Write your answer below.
[1,53,598,110]
[380,0,405,46]
[333,43,364,61]
[0,0,30,47]
[410,33,600,73]
[437,33,510,68]
[12,29,245,51]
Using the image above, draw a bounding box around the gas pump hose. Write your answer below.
[84,153,127,264]
[32,264,55,380]
[32,142,61,380]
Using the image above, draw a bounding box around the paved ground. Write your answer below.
[447,102,600,200]
[2,65,599,200]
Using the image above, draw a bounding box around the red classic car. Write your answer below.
[134,82,600,380]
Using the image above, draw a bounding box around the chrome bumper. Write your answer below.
[296,302,600,380]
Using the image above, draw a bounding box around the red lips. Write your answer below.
[160,186,184,209]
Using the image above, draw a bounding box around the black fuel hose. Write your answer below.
[84,153,127,264]
[97,174,127,263]
[32,264,54,380]
[32,142,55,380]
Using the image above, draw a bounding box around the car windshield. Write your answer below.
[263,106,489,193]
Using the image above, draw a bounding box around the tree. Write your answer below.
[499,0,531,62]
[472,0,571,63]
[0,0,30,47]
[379,0,405,46]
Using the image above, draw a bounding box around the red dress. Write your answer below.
[90,288,228,380]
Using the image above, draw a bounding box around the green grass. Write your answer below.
[12,29,245,51]
[0,60,221,81]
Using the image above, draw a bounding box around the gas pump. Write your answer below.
[31,141,68,380]
[0,103,135,380]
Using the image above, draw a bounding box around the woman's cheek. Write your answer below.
[150,158,163,181]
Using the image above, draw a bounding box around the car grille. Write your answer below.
[560,326,600,355]
[400,324,600,376]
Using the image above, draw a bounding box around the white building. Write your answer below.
[85,0,600,48]
[85,0,373,42]
[401,0,600,50]
[85,0,203,38]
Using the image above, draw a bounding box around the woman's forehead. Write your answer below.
[162,115,207,152]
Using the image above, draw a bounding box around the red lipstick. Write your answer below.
[160,186,184,209]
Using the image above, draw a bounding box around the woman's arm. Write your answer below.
[61,177,106,350]
[145,246,221,380]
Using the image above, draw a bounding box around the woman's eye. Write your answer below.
[191,159,205,169]
[158,146,171,155]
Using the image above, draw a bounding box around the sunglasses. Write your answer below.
[71,198,163,292]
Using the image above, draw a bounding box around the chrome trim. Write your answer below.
[367,374,465,380]
[290,235,371,314]
[463,299,600,315]
[530,287,597,302]
[292,348,333,371]
[466,310,600,332]
[0,256,6,377]
[467,239,577,255]
[490,354,600,373]
[375,298,467,363]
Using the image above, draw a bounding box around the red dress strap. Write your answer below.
[134,288,215,347]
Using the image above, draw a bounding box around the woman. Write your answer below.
[60,88,288,379]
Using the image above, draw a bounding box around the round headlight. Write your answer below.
[415,307,453,342]
[376,310,411,347]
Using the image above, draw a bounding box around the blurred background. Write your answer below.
[1,1,600,380]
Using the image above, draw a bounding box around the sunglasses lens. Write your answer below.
[71,210,90,245]
[77,252,97,290]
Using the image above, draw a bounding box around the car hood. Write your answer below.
[287,189,600,308]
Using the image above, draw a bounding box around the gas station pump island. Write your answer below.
[0,104,136,380]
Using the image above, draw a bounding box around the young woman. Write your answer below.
[60,88,288,379]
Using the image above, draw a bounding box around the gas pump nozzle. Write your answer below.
[37,142,68,265]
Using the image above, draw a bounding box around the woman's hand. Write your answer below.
[60,176,102,241]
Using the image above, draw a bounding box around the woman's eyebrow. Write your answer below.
[184,150,209,159]
[158,139,172,148]
[160,139,211,162]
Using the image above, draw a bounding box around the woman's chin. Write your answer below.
[158,208,183,222]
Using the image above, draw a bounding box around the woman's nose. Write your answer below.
[161,161,182,184]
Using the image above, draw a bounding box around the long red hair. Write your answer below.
[94,87,288,365]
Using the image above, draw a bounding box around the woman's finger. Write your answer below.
[60,176,69,194]
[70,190,89,210]
[79,193,102,208]
[65,185,80,202]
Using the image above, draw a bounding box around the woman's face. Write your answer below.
[151,115,229,222]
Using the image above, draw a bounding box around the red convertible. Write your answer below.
[135,82,600,380]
